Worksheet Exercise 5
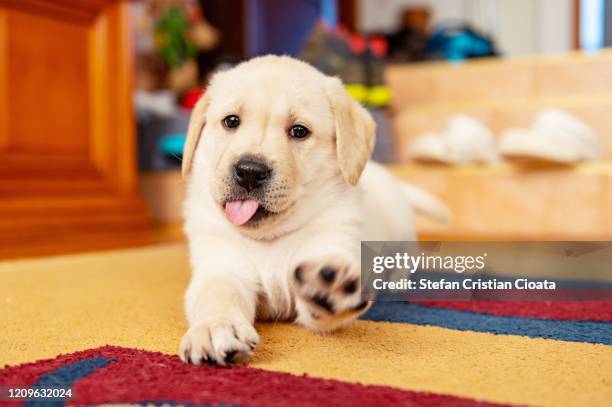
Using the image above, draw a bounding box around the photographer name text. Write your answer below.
[372,277,556,290]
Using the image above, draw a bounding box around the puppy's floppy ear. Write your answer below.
[182,91,211,177]
[325,77,376,185]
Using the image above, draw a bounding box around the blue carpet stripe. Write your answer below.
[363,302,612,345]
[26,357,114,407]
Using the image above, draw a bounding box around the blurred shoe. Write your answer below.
[342,33,368,103]
[410,115,500,164]
[364,36,391,107]
[499,109,600,164]
[300,22,353,77]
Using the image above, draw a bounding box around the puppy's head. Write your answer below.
[183,56,375,234]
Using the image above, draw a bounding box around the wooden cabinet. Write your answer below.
[0,0,152,258]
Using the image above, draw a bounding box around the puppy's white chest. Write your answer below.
[248,240,296,321]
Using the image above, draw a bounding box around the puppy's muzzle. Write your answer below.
[233,157,271,192]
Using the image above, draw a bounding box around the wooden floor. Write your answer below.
[0,223,185,260]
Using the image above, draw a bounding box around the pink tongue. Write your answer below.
[225,200,260,226]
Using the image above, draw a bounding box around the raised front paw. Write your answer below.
[292,255,371,331]
[179,319,259,366]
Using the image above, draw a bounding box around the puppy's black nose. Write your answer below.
[233,158,271,191]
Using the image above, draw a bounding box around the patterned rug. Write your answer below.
[1,244,611,406]
[1,345,505,406]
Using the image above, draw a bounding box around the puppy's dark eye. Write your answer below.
[223,115,240,129]
[289,124,310,139]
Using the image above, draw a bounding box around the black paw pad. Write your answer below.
[294,266,304,284]
[319,266,336,284]
[224,350,238,364]
[311,293,334,313]
[352,300,369,312]
[343,279,358,294]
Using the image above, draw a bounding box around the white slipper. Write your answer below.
[499,109,600,164]
[409,115,500,164]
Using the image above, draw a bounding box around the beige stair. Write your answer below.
[385,51,612,240]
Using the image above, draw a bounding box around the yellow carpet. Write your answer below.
[1,244,611,406]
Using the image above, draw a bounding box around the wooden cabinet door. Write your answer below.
[0,0,152,258]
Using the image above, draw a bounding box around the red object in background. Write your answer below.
[181,88,205,109]
[348,34,367,55]
[369,36,388,57]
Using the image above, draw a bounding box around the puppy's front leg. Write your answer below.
[179,244,259,365]
[291,236,371,332]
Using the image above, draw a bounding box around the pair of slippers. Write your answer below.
[409,110,600,165]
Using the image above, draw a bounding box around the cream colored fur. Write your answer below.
[179,55,448,365]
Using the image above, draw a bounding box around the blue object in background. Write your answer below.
[245,0,320,57]
[319,0,337,28]
[159,134,186,157]
[581,0,605,51]
[137,109,190,171]
[428,24,497,62]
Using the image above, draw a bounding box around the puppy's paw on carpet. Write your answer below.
[179,319,259,366]
[293,256,371,331]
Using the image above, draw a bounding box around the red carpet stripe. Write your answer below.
[415,300,612,321]
[0,346,507,407]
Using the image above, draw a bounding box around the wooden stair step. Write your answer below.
[389,164,612,240]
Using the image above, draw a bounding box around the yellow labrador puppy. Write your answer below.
[179,55,448,365]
